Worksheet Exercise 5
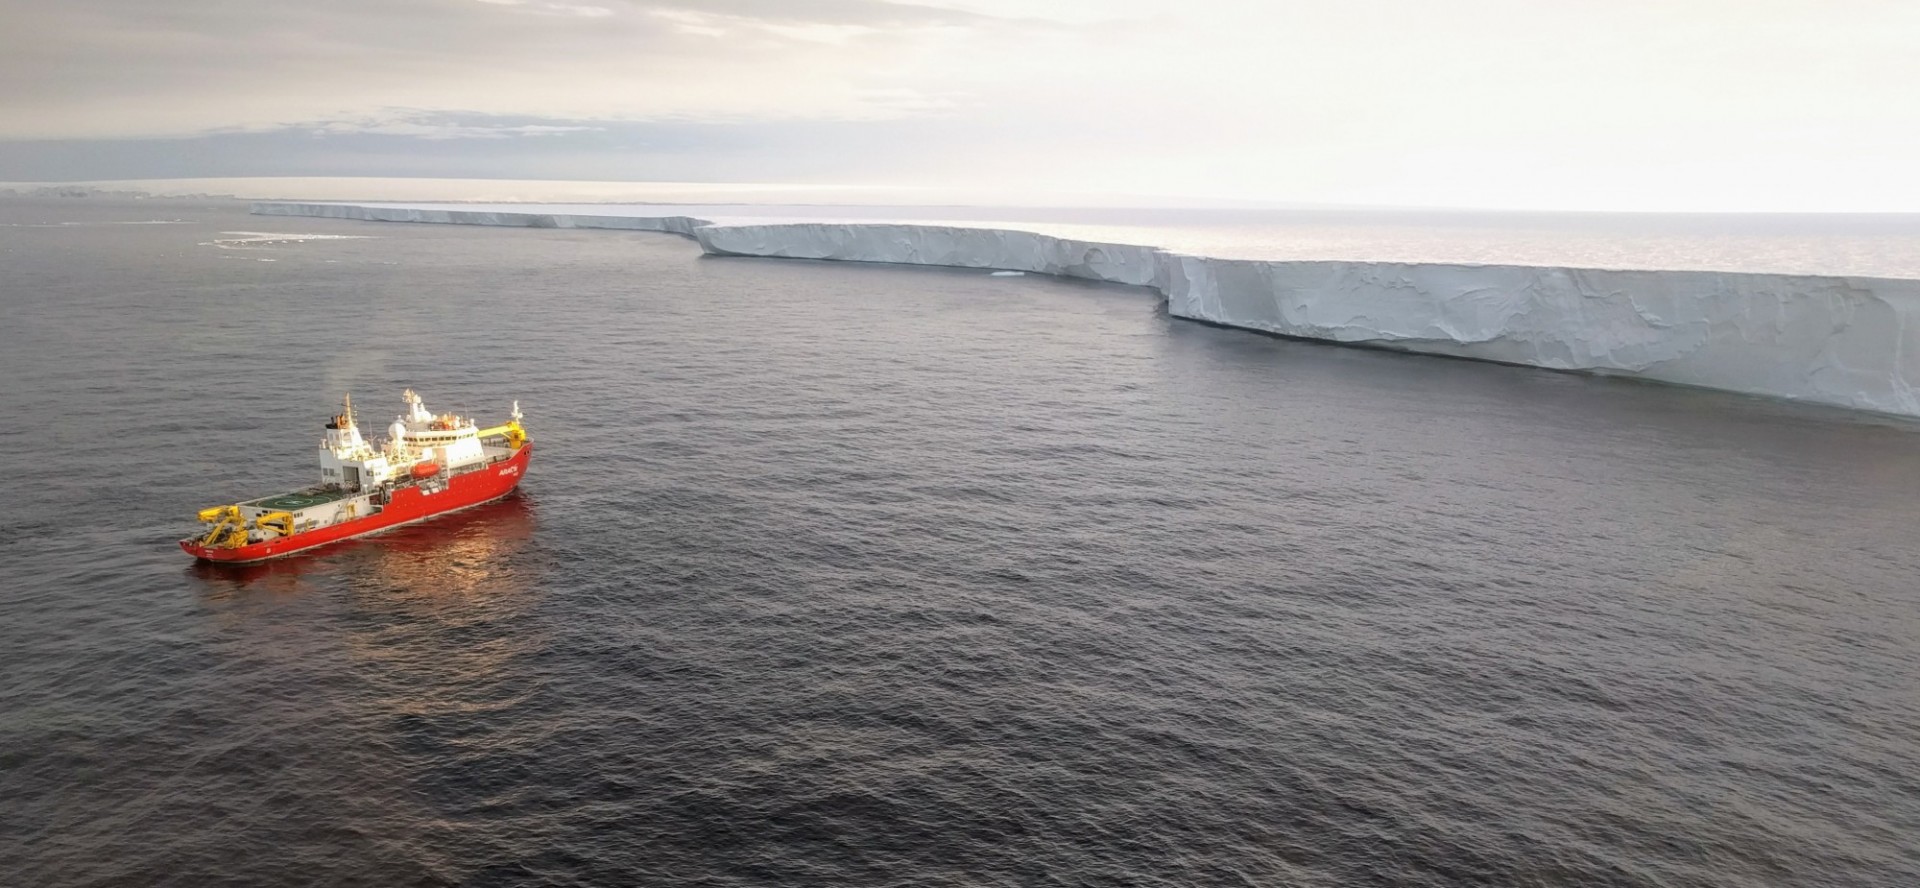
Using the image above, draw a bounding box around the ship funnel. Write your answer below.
[405,388,433,423]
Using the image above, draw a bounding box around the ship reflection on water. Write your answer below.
[348,493,541,598]
[183,492,549,872]
[189,492,548,693]
[187,493,541,598]
[329,492,552,726]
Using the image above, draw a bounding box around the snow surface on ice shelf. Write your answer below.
[252,201,1920,419]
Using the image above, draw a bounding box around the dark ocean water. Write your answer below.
[2,198,1918,888]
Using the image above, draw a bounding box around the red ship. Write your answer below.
[183,390,533,564]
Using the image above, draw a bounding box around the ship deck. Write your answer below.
[244,488,354,512]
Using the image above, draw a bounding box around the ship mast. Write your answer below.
[325,392,373,458]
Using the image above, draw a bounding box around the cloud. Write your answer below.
[3,0,1918,209]
[0,0,1040,140]
[626,0,1013,27]
[474,0,616,18]
[291,114,606,140]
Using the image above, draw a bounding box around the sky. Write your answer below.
[3,0,1918,210]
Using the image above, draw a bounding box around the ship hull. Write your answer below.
[182,444,533,564]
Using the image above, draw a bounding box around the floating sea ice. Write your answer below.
[203,231,375,249]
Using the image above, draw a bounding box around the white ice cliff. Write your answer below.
[252,202,1920,418]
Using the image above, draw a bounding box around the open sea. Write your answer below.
[2,196,1918,887]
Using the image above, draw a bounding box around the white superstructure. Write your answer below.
[320,389,522,492]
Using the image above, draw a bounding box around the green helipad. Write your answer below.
[246,488,351,512]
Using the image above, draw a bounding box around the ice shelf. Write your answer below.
[252,201,1920,418]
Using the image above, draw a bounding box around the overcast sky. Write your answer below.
[3,0,1918,209]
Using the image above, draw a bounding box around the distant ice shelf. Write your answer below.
[252,201,1920,419]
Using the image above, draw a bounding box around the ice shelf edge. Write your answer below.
[252,201,1920,419]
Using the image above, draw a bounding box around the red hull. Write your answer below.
[182,444,533,564]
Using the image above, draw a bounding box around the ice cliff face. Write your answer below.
[692,222,1164,288]
[253,201,1920,418]
[1158,257,1920,415]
